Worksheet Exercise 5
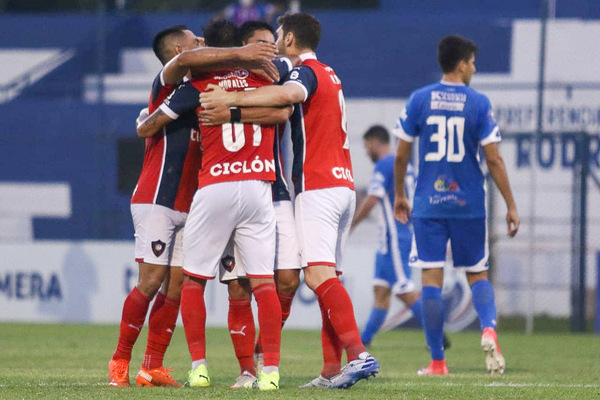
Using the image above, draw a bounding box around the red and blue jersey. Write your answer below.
[160,69,277,190]
[283,53,354,194]
[131,70,202,213]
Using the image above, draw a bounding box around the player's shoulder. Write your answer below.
[375,154,395,173]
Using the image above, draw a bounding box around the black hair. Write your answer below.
[240,20,275,43]
[204,19,242,48]
[152,25,188,65]
[363,125,390,144]
[437,35,477,73]
[277,12,321,51]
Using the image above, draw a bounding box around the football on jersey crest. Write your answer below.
[151,240,166,257]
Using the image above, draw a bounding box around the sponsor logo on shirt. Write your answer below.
[209,156,276,177]
[434,175,460,192]
[430,91,466,112]
[214,69,249,80]
[331,167,354,182]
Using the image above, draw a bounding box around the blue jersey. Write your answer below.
[368,154,415,254]
[394,81,500,219]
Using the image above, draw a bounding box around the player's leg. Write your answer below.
[236,180,281,391]
[256,200,301,362]
[109,204,174,387]
[181,184,237,387]
[449,218,504,375]
[138,217,187,387]
[411,218,449,375]
[227,278,256,387]
[299,187,378,389]
[361,283,391,347]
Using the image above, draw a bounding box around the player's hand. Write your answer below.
[200,84,233,108]
[249,61,280,83]
[198,103,230,126]
[394,196,411,224]
[136,107,149,129]
[238,42,277,63]
[506,207,519,237]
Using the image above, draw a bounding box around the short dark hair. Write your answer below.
[240,20,275,43]
[363,125,390,144]
[438,35,477,73]
[152,25,188,65]
[204,19,242,48]
[277,12,321,51]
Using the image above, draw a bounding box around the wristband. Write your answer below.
[230,107,242,123]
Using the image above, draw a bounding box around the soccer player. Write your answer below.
[209,20,301,390]
[200,13,379,389]
[137,19,293,391]
[351,125,424,347]
[393,35,519,376]
[108,25,278,388]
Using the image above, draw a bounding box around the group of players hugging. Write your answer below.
[107,11,520,391]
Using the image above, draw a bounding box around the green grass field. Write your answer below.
[1,323,599,399]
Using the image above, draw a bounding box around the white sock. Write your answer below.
[262,366,279,374]
[191,359,206,370]
[358,351,370,360]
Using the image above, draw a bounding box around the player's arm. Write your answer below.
[162,42,278,85]
[198,103,293,126]
[350,195,378,232]
[483,143,519,237]
[200,66,317,108]
[393,140,413,224]
[137,82,200,137]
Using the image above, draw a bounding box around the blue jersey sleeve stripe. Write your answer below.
[480,126,501,146]
[394,124,415,143]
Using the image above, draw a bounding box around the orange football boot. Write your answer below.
[136,366,181,387]
[108,359,130,387]
[417,359,449,376]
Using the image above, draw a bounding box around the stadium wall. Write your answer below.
[1,14,599,325]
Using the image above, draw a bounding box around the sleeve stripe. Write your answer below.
[480,126,501,146]
[159,69,166,87]
[393,127,415,143]
[281,57,292,73]
[284,80,308,102]
[159,103,179,119]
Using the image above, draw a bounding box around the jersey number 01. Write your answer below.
[222,123,262,152]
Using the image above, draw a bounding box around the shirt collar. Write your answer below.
[299,52,317,61]
[440,79,466,86]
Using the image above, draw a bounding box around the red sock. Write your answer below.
[252,283,281,367]
[255,291,294,355]
[112,287,151,361]
[318,297,342,377]
[181,280,206,362]
[279,292,295,326]
[143,292,180,369]
[316,278,366,361]
[228,297,256,375]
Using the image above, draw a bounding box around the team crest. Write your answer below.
[221,255,236,272]
[151,240,166,257]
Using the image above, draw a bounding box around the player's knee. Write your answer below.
[276,272,300,295]
[466,271,488,286]
[228,279,252,299]
[137,277,163,298]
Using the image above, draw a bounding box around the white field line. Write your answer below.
[0,381,598,389]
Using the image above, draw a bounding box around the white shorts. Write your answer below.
[131,203,187,267]
[183,180,276,280]
[295,187,355,273]
[219,199,300,283]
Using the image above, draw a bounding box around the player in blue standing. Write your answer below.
[352,126,450,349]
[393,35,519,376]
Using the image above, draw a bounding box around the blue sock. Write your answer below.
[409,298,424,328]
[361,307,388,345]
[422,286,445,360]
[471,280,497,330]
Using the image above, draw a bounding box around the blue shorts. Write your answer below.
[373,231,416,295]
[409,217,489,272]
